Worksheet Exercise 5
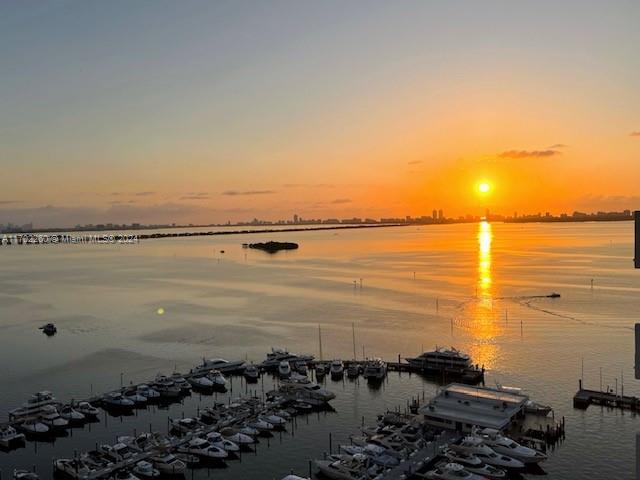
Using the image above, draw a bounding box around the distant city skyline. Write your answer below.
[1,1,639,227]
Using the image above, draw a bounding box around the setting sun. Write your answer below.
[478,182,491,194]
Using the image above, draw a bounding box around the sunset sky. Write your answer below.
[1,0,639,227]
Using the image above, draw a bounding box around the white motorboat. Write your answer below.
[136,385,161,400]
[54,458,98,479]
[122,389,148,405]
[261,414,286,428]
[425,462,487,480]
[102,392,135,409]
[117,432,170,452]
[478,428,547,464]
[443,449,506,478]
[278,361,292,378]
[177,437,228,459]
[150,454,187,476]
[314,454,380,480]
[170,417,204,435]
[451,436,524,469]
[188,374,215,390]
[243,364,260,381]
[17,418,49,436]
[207,370,227,387]
[192,358,245,374]
[340,444,399,467]
[524,400,553,416]
[262,348,314,370]
[330,360,344,378]
[0,426,25,447]
[205,432,240,452]
[99,442,134,462]
[59,405,86,423]
[9,391,57,420]
[346,362,360,378]
[170,373,192,393]
[281,476,310,480]
[13,470,39,480]
[220,427,255,444]
[152,375,182,398]
[75,401,100,418]
[133,461,160,479]
[248,418,274,432]
[276,378,336,405]
[362,359,387,381]
[39,405,69,430]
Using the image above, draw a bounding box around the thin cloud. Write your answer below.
[0,200,21,205]
[134,191,155,197]
[499,149,560,159]
[181,193,210,200]
[547,143,568,149]
[282,183,334,188]
[330,198,351,204]
[407,160,423,165]
[222,190,276,196]
[630,131,640,137]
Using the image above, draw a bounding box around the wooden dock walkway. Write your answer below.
[573,380,639,411]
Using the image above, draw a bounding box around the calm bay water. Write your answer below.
[0,222,637,479]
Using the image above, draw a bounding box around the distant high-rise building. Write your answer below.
[432,210,437,220]
[438,209,443,220]
[293,214,299,224]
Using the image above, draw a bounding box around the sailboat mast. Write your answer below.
[318,325,323,361]
[352,322,357,360]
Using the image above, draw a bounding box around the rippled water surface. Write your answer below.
[0,222,638,479]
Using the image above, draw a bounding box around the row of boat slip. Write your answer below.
[48,393,327,480]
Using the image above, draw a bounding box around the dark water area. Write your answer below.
[1,222,638,478]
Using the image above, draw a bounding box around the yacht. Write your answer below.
[170,373,192,393]
[363,359,387,381]
[59,405,86,424]
[478,428,547,464]
[133,461,160,479]
[295,362,308,376]
[136,385,161,400]
[102,392,135,409]
[340,444,399,467]
[0,426,25,447]
[207,370,227,387]
[191,358,245,375]
[277,378,336,405]
[152,375,182,398]
[314,454,380,480]
[261,348,314,370]
[220,427,255,445]
[205,432,240,452]
[248,418,274,432]
[315,363,327,378]
[450,436,524,469]
[75,401,100,418]
[177,437,228,459]
[243,364,260,381]
[99,442,134,463]
[150,454,187,476]
[443,449,506,479]
[170,417,204,435]
[9,391,57,420]
[330,360,344,379]
[39,405,69,430]
[405,347,472,373]
[17,418,49,436]
[54,458,98,480]
[425,462,487,480]
[278,361,292,378]
[346,362,360,378]
[261,414,287,427]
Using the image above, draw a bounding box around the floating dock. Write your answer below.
[573,380,639,411]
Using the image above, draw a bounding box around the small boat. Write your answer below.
[54,458,97,479]
[248,418,274,432]
[0,426,25,447]
[260,414,286,429]
[59,404,86,424]
[314,454,380,480]
[177,437,228,459]
[151,454,187,476]
[330,360,344,379]
[122,389,148,405]
[524,399,553,416]
[281,476,309,480]
[99,442,134,462]
[75,401,100,418]
[39,405,69,430]
[175,454,199,467]
[205,432,240,452]
[346,362,360,378]
[152,375,182,398]
[294,362,308,376]
[13,470,39,480]
[450,436,524,469]
[220,427,255,444]
[136,385,161,400]
[340,444,399,467]
[478,428,547,464]
[133,461,160,479]
[207,370,227,387]
[243,364,260,381]
[425,462,487,480]
[109,470,139,480]
[443,449,506,478]
[40,323,57,335]
[170,417,204,435]
[293,401,313,412]
[278,361,292,378]
[102,392,135,409]
[17,418,49,436]
[188,374,215,390]
[548,292,561,298]
[170,373,192,393]
[362,359,387,381]
[315,363,327,378]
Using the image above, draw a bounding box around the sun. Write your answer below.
[478,182,491,194]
